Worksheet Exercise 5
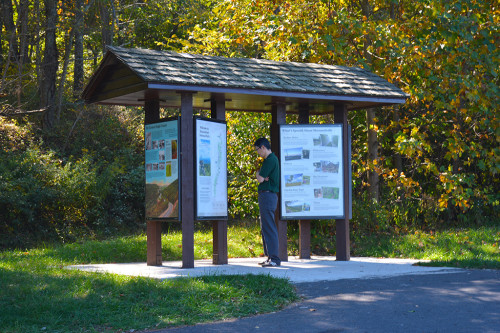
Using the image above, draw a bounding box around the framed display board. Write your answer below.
[145,118,180,220]
[194,117,228,220]
[280,124,345,219]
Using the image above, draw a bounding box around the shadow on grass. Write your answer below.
[417,259,500,270]
[0,266,171,332]
[0,264,297,333]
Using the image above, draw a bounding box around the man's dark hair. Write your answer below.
[254,137,271,150]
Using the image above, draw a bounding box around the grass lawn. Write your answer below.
[350,225,500,269]
[0,225,296,333]
[1,223,498,332]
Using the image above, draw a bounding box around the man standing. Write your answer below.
[254,137,280,267]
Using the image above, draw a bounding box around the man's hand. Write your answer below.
[256,170,269,183]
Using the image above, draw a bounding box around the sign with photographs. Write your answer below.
[195,117,228,219]
[280,124,345,219]
[145,118,179,220]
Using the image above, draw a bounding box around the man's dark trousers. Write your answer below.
[258,191,280,265]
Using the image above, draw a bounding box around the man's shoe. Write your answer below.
[259,258,270,266]
[261,261,280,267]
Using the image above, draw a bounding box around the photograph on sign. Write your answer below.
[195,117,228,219]
[280,124,344,219]
[145,118,179,220]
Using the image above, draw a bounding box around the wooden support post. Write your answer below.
[211,94,228,265]
[271,101,288,262]
[299,220,311,259]
[298,102,311,259]
[334,103,351,261]
[146,221,162,265]
[180,92,195,268]
[210,93,226,120]
[144,91,162,266]
[144,98,160,124]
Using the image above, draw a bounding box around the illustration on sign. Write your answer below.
[280,124,344,219]
[145,119,179,219]
[195,117,228,219]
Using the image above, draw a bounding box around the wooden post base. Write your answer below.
[299,220,311,259]
[146,220,162,266]
[213,220,228,265]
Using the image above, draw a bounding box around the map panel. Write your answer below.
[145,119,179,219]
[195,118,228,219]
[280,124,345,219]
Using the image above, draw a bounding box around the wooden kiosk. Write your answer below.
[82,46,408,268]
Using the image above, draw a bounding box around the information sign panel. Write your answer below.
[195,117,228,219]
[280,124,345,219]
[145,118,179,220]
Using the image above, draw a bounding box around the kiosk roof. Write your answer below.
[82,46,408,113]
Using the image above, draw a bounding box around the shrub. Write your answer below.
[0,110,146,249]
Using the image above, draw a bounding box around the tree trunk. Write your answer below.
[41,0,58,130]
[18,0,29,66]
[367,108,379,202]
[360,0,370,19]
[56,29,74,122]
[34,0,42,90]
[99,0,113,53]
[1,0,19,63]
[393,105,403,174]
[73,0,84,98]
[359,1,379,204]
[0,2,3,63]
[15,0,30,105]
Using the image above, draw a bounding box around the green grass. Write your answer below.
[350,225,500,269]
[1,223,498,332]
[0,224,294,333]
[44,224,265,264]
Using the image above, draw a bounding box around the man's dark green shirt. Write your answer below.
[258,152,279,193]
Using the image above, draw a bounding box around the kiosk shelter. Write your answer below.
[82,46,408,268]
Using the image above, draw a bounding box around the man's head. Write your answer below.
[254,137,271,158]
[254,137,271,149]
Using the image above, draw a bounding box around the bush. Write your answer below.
[0,109,146,249]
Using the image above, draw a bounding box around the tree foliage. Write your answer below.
[184,0,499,230]
[0,108,145,248]
[226,111,271,219]
[0,0,498,248]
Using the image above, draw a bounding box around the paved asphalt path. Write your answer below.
[147,269,500,333]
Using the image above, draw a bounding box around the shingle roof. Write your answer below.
[108,46,407,99]
[82,46,408,112]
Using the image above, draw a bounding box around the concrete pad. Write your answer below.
[67,256,460,283]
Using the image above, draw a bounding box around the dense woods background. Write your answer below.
[0,0,498,249]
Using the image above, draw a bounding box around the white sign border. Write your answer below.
[194,117,228,220]
[279,124,345,220]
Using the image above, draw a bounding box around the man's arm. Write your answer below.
[256,170,269,183]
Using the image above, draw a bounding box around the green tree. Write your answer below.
[184,0,499,228]
[0,0,498,248]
